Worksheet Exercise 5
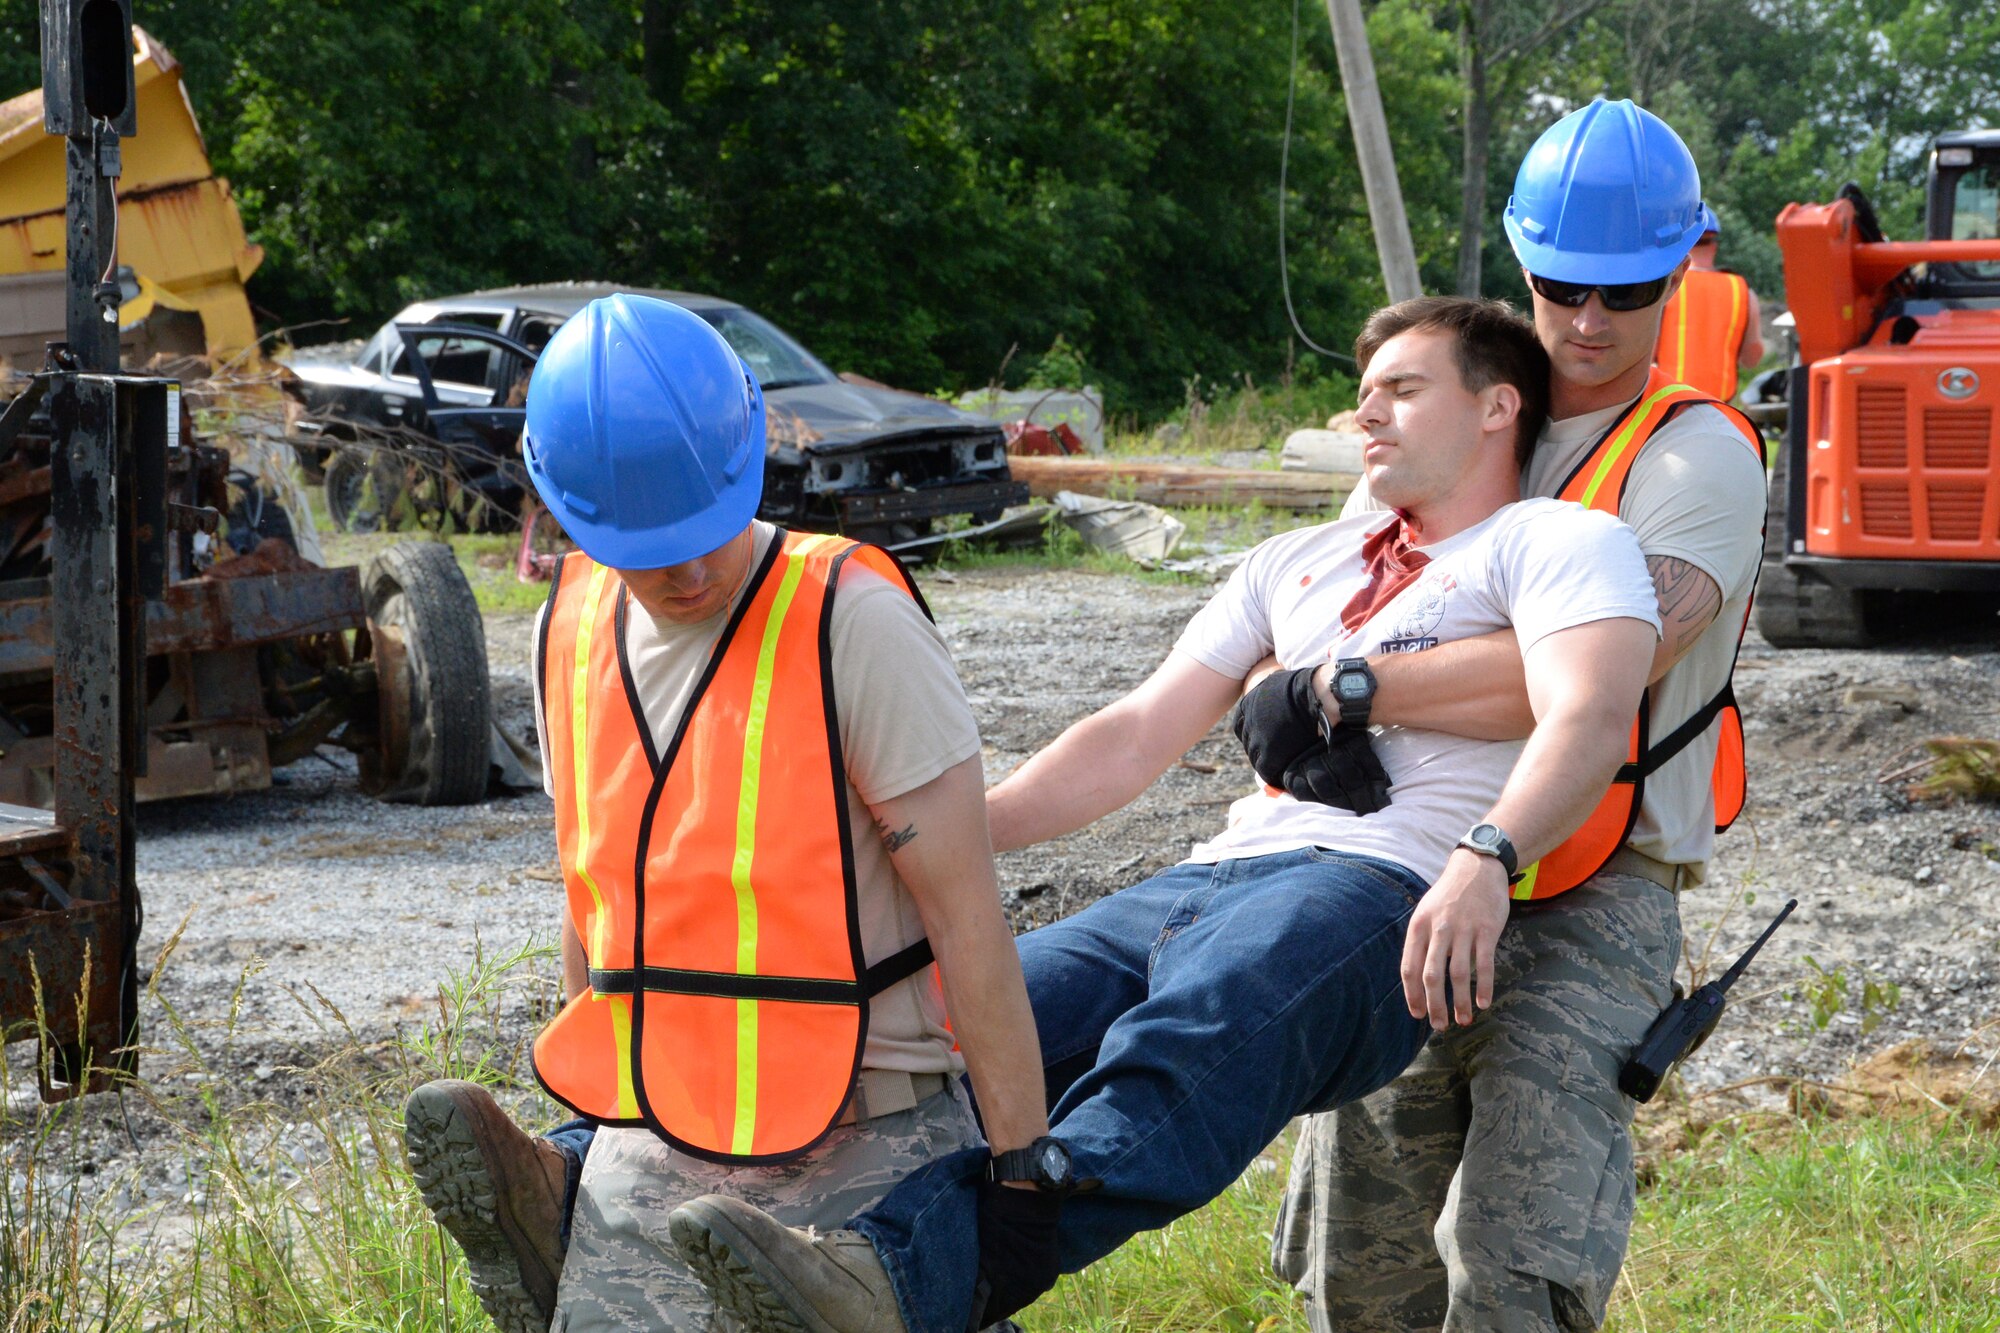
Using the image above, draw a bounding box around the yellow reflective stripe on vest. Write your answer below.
[1576,383,1696,509]
[1671,291,1690,383]
[569,564,638,1119]
[1510,861,1539,901]
[726,534,838,1155]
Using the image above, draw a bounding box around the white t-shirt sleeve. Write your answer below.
[1173,541,1281,678]
[1618,407,1767,603]
[1496,504,1662,653]
[829,564,983,807]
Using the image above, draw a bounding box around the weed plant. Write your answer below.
[1107,368,1358,463]
[1,923,561,1332]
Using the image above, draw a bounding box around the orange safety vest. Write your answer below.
[530,530,937,1163]
[1657,268,1753,401]
[1510,369,1762,900]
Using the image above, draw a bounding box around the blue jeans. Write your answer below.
[850,848,1431,1333]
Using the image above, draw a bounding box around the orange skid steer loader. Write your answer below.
[1759,131,2000,646]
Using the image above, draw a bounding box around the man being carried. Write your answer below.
[667,296,1665,1333]
[401,294,1048,1332]
[1270,99,1767,1333]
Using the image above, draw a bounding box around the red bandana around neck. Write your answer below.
[1339,512,1430,633]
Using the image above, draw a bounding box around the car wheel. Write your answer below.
[357,541,492,806]
[325,449,405,533]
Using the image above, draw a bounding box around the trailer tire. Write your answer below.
[325,449,404,533]
[1754,447,1876,648]
[360,541,491,805]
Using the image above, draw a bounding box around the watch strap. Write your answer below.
[1457,825,1521,882]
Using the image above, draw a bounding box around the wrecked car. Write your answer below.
[284,283,1027,544]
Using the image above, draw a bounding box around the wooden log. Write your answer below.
[1006,455,1354,511]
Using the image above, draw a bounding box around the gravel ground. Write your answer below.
[6,561,1997,1209]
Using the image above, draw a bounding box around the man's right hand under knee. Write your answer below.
[975,1181,1063,1324]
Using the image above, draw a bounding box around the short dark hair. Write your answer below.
[1353,296,1550,467]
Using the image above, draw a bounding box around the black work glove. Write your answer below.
[973,1180,1063,1326]
[1234,667,1393,814]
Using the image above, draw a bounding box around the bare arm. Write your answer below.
[1739,289,1766,369]
[873,754,1048,1154]
[1351,554,1724,740]
[1401,615,1658,1028]
[986,651,1244,853]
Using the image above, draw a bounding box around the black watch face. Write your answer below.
[1038,1140,1072,1187]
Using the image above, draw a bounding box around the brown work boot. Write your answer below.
[670,1194,908,1333]
[404,1079,570,1333]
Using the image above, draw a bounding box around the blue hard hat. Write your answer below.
[1697,203,1720,237]
[1503,98,1705,284]
[523,294,765,570]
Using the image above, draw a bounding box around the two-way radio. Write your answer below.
[1618,898,1797,1104]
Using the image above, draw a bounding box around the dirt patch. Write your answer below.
[5,561,1996,1228]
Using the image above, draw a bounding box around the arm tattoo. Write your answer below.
[873,815,919,854]
[1647,555,1723,660]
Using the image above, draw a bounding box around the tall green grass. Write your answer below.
[10,926,1995,1332]
[1020,1108,2000,1331]
[1,924,561,1332]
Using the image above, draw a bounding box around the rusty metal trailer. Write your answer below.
[0,0,493,1102]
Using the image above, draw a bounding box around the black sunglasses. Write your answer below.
[1527,272,1672,312]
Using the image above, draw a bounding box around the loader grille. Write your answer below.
[1922,407,1991,469]
[1855,385,1908,467]
[1927,485,1986,542]
[1858,483,1913,538]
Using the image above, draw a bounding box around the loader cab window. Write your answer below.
[1928,146,2000,294]
[1945,161,2000,279]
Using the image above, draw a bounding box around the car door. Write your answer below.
[392,323,539,489]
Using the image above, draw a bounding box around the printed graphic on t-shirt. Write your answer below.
[1378,570,1457,653]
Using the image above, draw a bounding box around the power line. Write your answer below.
[1279,0,1358,365]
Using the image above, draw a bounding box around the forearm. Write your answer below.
[1479,697,1636,862]
[987,709,1162,852]
[1315,632,1536,741]
[878,757,1048,1152]
[926,904,1048,1152]
[988,652,1241,853]
[1495,617,1659,860]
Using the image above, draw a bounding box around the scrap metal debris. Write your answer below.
[1054,490,1186,564]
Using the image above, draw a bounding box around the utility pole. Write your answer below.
[1323,0,1422,302]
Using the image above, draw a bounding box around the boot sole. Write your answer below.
[669,1201,834,1333]
[403,1085,554,1333]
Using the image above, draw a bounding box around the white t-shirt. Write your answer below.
[1174,499,1659,884]
[532,523,978,1075]
[1343,398,1766,878]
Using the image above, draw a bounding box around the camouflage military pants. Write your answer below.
[1271,871,1681,1333]
[552,1085,982,1332]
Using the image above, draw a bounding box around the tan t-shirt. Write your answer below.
[531,522,978,1074]
[1343,398,1765,880]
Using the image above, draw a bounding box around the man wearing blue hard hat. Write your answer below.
[402,294,1050,1333]
[1271,99,1767,1331]
[1657,206,1767,402]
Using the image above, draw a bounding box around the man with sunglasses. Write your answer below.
[1269,99,1767,1333]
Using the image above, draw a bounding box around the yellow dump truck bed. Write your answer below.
[0,27,263,366]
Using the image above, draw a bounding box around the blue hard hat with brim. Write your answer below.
[1503,98,1706,285]
[523,295,765,571]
